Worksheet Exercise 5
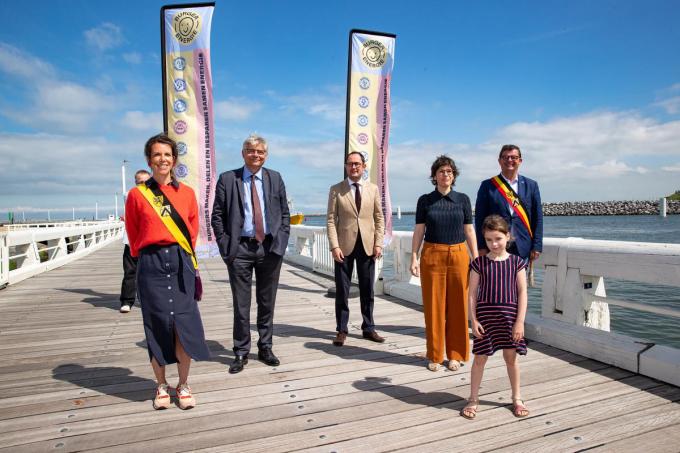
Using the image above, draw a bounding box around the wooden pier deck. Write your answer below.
[1,242,679,452]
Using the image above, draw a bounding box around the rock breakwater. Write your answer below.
[542,200,680,216]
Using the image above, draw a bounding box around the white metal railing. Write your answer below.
[4,221,113,231]
[0,221,124,287]
[286,225,680,387]
[287,226,381,286]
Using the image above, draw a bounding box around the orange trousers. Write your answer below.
[420,242,470,363]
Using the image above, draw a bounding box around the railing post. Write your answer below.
[0,233,8,288]
[581,275,610,331]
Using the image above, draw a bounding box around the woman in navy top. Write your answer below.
[410,155,478,372]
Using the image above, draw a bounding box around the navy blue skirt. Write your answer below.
[137,244,210,365]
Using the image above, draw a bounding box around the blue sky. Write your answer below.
[1,0,680,218]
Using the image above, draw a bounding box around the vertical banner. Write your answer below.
[161,3,218,257]
[345,29,396,245]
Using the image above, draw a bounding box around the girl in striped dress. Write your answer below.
[461,215,529,419]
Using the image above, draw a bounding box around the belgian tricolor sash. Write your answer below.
[491,175,533,239]
[137,182,199,270]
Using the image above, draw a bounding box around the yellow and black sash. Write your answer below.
[490,175,533,239]
[138,182,198,269]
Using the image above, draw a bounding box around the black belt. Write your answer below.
[240,234,272,244]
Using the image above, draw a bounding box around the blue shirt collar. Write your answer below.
[243,166,263,181]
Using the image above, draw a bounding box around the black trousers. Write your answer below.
[120,244,137,306]
[334,235,376,334]
[227,237,283,356]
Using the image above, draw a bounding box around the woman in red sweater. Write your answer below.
[125,133,210,410]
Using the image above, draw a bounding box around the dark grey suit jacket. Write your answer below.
[211,167,290,262]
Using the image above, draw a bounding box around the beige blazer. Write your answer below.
[326,179,385,256]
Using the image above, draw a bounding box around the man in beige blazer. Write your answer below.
[326,151,385,346]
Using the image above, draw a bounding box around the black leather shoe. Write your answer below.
[362,331,385,343]
[258,348,280,366]
[229,355,248,374]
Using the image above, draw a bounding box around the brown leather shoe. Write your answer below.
[333,332,347,346]
[362,331,385,343]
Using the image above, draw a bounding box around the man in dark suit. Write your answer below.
[474,144,543,261]
[211,135,290,374]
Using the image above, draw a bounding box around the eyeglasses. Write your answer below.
[501,155,521,161]
[244,148,266,156]
[346,162,363,167]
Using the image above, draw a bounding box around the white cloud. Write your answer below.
[0,132,135,200]
[274,139,344,169]
[121,111,163,132]
[269,87,345,121]
[662,164,680,172]
[122,52,142,64]
[0,43,119,133]
[0,42,54,80]
[2,81,116,133]
[214,98,261,120]
[84,23,124,52]
[261,110,680,209]
[654,96,680,114]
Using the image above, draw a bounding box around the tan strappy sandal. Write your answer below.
[460,397,479,420]
[427,361,443,371]
[512,398,530,418]
[447,359,461,371]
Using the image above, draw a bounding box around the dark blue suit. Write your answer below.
[211,167,290,355]
[474,174,543,260]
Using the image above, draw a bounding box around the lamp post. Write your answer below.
[122,160,128,203]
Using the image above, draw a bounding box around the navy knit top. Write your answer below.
[415,190,473,245]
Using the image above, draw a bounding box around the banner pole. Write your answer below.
[343,31,353,180]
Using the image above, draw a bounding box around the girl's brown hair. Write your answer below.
[482,214,510,235]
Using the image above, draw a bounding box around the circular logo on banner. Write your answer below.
[177,141,188,155]
[175,164,189,178]
[173,99,187,113]
[359,77,371,89]
[358,96,369,108]
[357,133,369,145]
[174,120,187,134]
[173,11,202,45]
[173,78,187,92]
[357,115,369,127]
[173,57,186,71]
[361,40,387,68]
[362,169,369,180]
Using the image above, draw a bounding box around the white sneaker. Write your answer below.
[176,383,196,410]
[119,305,131,313]
[153,383,171,410]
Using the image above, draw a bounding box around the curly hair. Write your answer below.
[429,155,459,186]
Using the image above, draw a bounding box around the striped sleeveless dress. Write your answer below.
[470,254,528,356]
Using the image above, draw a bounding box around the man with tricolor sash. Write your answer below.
[474,144,543,262]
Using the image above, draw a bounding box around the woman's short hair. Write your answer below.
[430,155,459,186]
[482,214,510,235]
[243,134,268,152]
[144,133,178,162]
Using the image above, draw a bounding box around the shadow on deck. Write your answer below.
[0,242,678,452]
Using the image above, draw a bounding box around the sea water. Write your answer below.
[305,214,680,348]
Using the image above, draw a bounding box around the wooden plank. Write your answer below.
[0,241,677,453]
[590,423,680,452]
